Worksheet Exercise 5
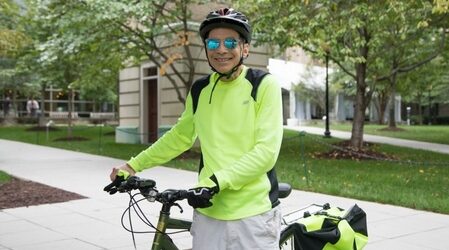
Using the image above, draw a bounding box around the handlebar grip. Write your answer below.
[116,176,157,192]
[103,176,125,194]
[178,190,189,199]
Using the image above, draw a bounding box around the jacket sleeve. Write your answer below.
[213,75,284,190]
[127,92,197,172]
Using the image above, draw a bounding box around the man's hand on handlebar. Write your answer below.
[104,175,125,194]
[104,164,136,194]
[109,164,136,181]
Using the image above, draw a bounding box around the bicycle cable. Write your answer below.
[121,191,191,248]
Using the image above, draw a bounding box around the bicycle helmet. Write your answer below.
[199,8,252,43]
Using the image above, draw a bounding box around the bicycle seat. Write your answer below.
[278,183,292,199]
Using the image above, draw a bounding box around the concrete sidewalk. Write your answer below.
[285,125,449,155]
[1,139,449,250]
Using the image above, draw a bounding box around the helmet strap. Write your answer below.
[204,44,245,80]
[205,47,245,104]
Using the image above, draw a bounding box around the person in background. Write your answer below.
[3,96,11,116]
[26,98,32,117]
[29,98,39,117]
[105,7,284,250]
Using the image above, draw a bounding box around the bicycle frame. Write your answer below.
[151,202,192,250]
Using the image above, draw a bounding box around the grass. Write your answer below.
[277,130,449,214]
[0,170,12,185]
[306,121,449,145]
[1,124,448,214]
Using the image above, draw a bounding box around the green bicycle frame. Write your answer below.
[151,204,192,250]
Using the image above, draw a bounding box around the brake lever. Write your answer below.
[173,203,183,213]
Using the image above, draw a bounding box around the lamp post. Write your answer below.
[428,86,432,125]
[324,52,331,138]
[406,106,411,126]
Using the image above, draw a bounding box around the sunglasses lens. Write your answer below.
[206,39,220,50]
[224,38,238,49]
[206,38,239,50]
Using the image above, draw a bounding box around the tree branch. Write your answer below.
[376,28,446,82]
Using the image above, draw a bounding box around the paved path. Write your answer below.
[1,138,448,250]
[285,125,449,154]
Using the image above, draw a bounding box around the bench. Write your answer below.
[49,112,79,119]
[90,112,116,120]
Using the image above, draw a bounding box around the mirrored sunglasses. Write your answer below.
[205,38,240,50]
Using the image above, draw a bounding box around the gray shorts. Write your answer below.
[190,206,281,250]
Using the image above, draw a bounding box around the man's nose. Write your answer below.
[216,42,228,53]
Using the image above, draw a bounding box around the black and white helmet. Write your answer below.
[199,8,252,43]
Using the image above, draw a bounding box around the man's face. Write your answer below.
[206,28,249,75]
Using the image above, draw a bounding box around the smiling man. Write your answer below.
[107,7,284,250]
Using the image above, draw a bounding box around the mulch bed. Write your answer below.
[313,140,398,161]
[0,177,86,209]
[26,126,60,132]
[53,136,90,141]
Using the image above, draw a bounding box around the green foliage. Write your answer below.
[16,0,209,105]
[398,55,449,125]
[433,0,449,13]
[0,0,31,57]
[14,0,129,103]
[238,0,448,147]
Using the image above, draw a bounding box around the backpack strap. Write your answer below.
[245,68,270,101]
[191,75,210,114]
[190,69,270,114]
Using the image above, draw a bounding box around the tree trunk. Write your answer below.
[417,94,423,125]
[38,85,46,127]
[67,88,73,138]
[350,61,368,150]
[388,72,398,128]
[375,91,389,125]
[351,88,366,150]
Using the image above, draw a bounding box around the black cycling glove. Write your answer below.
[187,175,219,209]
[103,175,125,195]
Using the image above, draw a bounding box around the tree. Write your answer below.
[15,0,127,134]
[0,0,34,116]
[374,2,447,129]
[292,64,336,118]
[0,0,30,58]
[239,1,448,149]
[399,56,449,124]
[28,0,209,105]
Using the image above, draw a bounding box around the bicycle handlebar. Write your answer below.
[113,176,189,204]
[107,175,292,204]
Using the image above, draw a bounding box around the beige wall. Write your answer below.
[118,67,140,127]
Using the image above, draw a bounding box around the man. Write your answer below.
[3,96,10,116]
[106,8,283,249]
[26,98,32,117]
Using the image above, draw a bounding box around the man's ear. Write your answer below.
[243,43,250,58]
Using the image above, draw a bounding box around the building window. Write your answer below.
[143,67,157,77]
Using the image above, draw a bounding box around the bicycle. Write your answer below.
[106,176,367,250]
[105,175,293,250]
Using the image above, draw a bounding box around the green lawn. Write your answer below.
[306,122,449,145]
[1,125,448,214]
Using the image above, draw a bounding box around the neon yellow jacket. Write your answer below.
[127,66,283,220]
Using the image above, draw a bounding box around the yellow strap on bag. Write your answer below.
[293,204,368,250]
